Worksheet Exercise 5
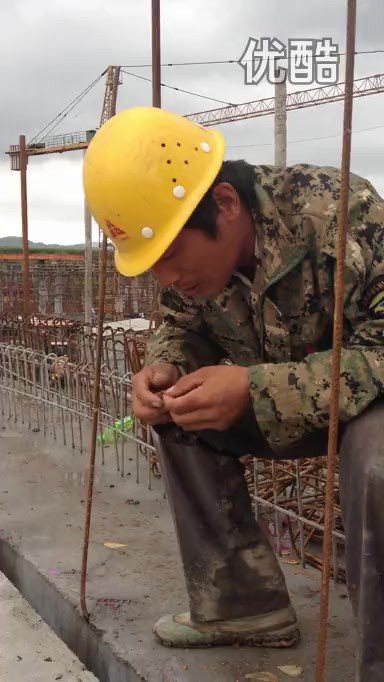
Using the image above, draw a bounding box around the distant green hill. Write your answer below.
[0,236,98,251]
[0,247,87,255]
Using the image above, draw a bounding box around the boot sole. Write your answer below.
[154,622,301,649]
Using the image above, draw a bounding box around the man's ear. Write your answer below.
[211,182,241,219]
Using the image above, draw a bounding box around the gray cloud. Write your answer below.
[1,0,384,243]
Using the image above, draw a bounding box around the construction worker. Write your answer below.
[84,107,384,680]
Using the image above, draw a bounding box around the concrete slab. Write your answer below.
[0,571,98,682]
[0,424,356,681]
[102,319,150,333]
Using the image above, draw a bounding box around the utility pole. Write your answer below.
[274,66,287,168]
[152,0,161,107]
[19,135,30,316]
[84,150,93,327]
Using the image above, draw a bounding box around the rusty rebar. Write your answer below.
[0,333,347,579]
[316,0,357,679]
[152,0,161,108]
[80,234,108,620]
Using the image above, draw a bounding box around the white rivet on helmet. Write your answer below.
[200,142,211,153]
[173,185,186,199]
[141,226,154,239]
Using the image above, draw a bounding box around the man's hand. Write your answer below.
[132,363,179,425]
[162,365,251,431]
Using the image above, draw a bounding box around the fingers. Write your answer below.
[163,386,207,416]
[164,369,205,398]
[133,368,163,409]
[133,364,179,411]
[134,365,221,430]
[150,365,178,391]
[132,397,171,425]
[132,389,165,418]
[133,366,177,424]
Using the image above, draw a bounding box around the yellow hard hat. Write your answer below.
[83,106,225,277]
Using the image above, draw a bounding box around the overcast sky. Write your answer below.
[1,0,384,244]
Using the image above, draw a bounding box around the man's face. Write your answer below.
[152,227,236,298]
[152,183,252,298]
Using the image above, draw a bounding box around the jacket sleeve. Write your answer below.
[145,287,224,373]
[249,185,384,454]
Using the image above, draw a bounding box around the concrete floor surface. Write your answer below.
[0,423,356,681]
[0,571,98,682]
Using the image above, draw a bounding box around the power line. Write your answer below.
[227,122,384,149]
[28,71,106,144]
[72,97,101,121]
[39,75,105,142]
[120,48,384,69]
[121,69,236,106]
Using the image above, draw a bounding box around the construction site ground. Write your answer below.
[0,424,356,682]
[0,572,97,682]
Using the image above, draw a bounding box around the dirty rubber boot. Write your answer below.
[153,605,300,648]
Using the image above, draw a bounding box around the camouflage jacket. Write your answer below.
[146,164,384,454]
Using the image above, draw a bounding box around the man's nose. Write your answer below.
[152,263,180,289]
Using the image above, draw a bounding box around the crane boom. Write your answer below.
[185,73,384,126]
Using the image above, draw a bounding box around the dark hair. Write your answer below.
[185,159,257,237]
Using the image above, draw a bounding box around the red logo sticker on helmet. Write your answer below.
[105,220,127,239]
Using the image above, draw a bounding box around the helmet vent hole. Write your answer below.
[177,142,181,147]
[172,178,177,183]
[194,147,198,151]
[161,143,166,147]
[167,159,172,164]
[184,160,189,165]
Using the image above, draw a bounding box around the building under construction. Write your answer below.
[0,251,156,320]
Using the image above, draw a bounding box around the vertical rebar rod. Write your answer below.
[80,60,121,619]
[19,135,30,317]
[152,0,161,108]
[253,459,259,521]
[316,1,356,678]
[84,150,93,328]
[271,459,281,555]
[295,460,306,568]
[80,234,108,620]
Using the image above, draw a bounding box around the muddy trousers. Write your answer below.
[153,418,291,623]
[339,402,384,682]
[154,401,384,682]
